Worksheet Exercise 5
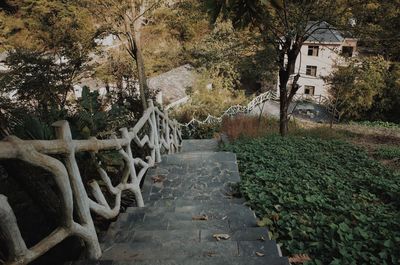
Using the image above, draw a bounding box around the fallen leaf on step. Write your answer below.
[192,214,208,221]
[289,254,312,263]
[258,235,266,241]
[151,175,166,183]
[255,252,265,257]
[213,234,231,241]
[205,251,217,257]
[222,215,228,220]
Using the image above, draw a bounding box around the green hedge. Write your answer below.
[223,135,400,265]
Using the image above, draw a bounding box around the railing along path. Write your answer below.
[0,100,182,265]
[182,91,339,134]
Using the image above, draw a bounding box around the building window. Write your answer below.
[306,65,317,76]
[304,86,315,96]
[342,46,354,57]
[308,45,319,56]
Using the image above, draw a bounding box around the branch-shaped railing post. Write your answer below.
[164,110,172,154]
[0,195,28,263]
[148,100,161,163]
[52,121,101,259]
[0,103,182,265]
[173,120,180,152]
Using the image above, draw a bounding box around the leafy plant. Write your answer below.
[375,146,400,160]
[351,121,400,129]
[223,135,400,264]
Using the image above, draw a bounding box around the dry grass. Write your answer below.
[220,115,279,140]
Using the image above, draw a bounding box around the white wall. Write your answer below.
[295,42,341,97]
[277,39,357,99]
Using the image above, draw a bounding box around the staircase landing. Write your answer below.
[71,139,289,265]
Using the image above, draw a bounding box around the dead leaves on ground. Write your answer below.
[212,234,231,241]
[151,175,166,183]
[255,251,265,257]
[289,254,312,263]
[192,214,208,221]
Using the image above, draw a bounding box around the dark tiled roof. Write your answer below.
[306,21,344,43]
[148,64,195,104]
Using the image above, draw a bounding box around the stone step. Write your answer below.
[102,227,270,247]
[159,152,237,165]
[124,202,256,221]
[102,204,258,242]
[181,139,219,153]
[71,256,290,265]
[103,219,229,244]
[146,197,246,207]
[100,240,281,261]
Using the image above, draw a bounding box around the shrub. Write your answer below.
[171,71,248,123]
[223,135,400,264]
[182,122,220,139]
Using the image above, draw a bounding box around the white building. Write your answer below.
[282,22,357,99]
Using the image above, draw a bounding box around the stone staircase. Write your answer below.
[71,139,289,265]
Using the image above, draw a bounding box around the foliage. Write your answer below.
[206,0,354,135]
[328,56,389,120]
[182,123,220,140]
[172,72,247,122]
[223,135,400,264]
[351,0,400,61]
[365,62,400,123]
[94,49,137,90]
[0,50,79,112]
[0,0,97,55]
[188,20,276,91]
[89,0,159,109]
[350,121,400,130]
[375,146,400,160]
[71,87,108,139]
[12,116,55,140]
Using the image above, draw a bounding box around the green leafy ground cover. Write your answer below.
[351,121,400,129]
[223,135,400,265]
[375,146,400,160]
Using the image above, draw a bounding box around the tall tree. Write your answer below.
[327,56,389,121]
[91,0,159,110]
[207,0,354,136]
[351,0,400,62]
[0,0,97,112]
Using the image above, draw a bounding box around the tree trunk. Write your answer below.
[278,49,300,137]
[278,68,290,136]
[134,2,149,111]
[279,91,289,136]
[134,40,148,111]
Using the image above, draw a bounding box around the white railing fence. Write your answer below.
[0,100,182,265]
[180,91,277,136]
[180,91,340,136]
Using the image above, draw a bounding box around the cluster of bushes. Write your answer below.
[223,135,400,264]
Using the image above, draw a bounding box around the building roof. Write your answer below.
[148,64,195,104]
[306,21,345,43]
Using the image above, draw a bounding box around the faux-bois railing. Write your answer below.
[0,100,182,265]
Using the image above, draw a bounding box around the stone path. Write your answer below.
[72,139,289,265]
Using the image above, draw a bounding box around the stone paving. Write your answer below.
[71,139,289,265]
